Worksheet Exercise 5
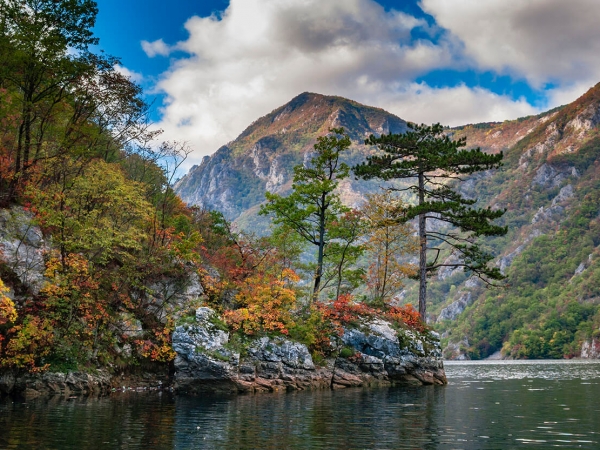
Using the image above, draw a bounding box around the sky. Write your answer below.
[94,0,600,169]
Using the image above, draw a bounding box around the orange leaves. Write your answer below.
[223,269,299,335]
[318,294,426,337]
[318,294,376,336]
[135,326,176,362]
[385,304,426,333]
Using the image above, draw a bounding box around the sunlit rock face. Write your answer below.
[0,206,47,296]
[175,92,408,226]
[172,307,446,394]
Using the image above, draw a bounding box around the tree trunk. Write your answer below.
[418,171,427,321]
[312,195,327,303]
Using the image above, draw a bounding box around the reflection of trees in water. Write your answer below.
[4,366,600,449]
[173,386,448,449]
[0,393,177,449]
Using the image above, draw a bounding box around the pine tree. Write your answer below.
[354,123,506,320]
[260,128,351,303]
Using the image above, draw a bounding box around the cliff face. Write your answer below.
[175,92,407,223]
[430,84,600,359]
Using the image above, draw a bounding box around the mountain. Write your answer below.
[176,85,600,360]
[428,84,600,359]
[175,92,407,226]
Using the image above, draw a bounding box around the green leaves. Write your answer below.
[355,122,507,318]
[358,123,503,179]
[260,128,353,301]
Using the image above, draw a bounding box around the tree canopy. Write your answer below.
[354,122,506,319]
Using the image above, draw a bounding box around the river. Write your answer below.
[1,360,599,449]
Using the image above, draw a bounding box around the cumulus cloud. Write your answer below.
[421,0,600,91]
[365,83,539,127]
[141,38,171,58]
[149,0,548,166]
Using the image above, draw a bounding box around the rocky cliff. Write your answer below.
[429,84,600,359]
[175,92,407,224]
[172,307,446,394]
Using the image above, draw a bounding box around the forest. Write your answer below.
[0,0,430,374]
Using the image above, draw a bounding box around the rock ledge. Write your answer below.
[172,307,447,394]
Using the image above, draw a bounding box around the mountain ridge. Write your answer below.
[175,92,408,221]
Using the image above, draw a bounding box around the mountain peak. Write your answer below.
[175,93,408,221]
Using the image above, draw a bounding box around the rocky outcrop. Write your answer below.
[437,292,473,322]
[0,370,112,398]
[0,206,47,296]
[443,337,471,360]
[581,339,600,358]
[172,307,446,394]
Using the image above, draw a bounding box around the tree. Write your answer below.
[260,128,351,302]
[0,0,152,204]
[0,0,99,196]
[362,191,417,306]
[323,209,365,300]
[354,123,506,320]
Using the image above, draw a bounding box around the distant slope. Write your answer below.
[422,83,600,359]
[175,92,407,222]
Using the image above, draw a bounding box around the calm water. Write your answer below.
[1,360,600,449]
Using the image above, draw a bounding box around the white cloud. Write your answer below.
[141,38,171,58]
[421,0,600,92]
[115,65,144,83]
[361,83,540,127]
[149,0,551,167]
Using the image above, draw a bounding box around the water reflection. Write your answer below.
[173,386,446,449]
[1,361,599,449]
[0,393,177,449]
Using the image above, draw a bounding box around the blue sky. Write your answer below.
[94,0,600,168]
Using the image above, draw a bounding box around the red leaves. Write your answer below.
[385,304,426,333]
[318,294,426,336]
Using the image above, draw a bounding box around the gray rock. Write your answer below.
[5,370,112,397]
[498,244,524,273]
[437,292,472,322]
[444,337,470,360]
[532,163,565,189]
[0,206,47,295]
[581,339,600,358]
[552,184,574,206]
[172,307,447,394]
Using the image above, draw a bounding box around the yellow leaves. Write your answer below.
[1,316,54,371]
[224,270,299,335]
[27,158,154,264]
[362,191,418,304]
[135,323,176,362]
[0,279,17,326]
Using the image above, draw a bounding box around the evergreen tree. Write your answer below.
[260,127,352,303]
[354,123,506,320]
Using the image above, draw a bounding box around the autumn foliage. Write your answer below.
[318,294,426,336]
[224,269,299,336]
[0,2,430,374]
